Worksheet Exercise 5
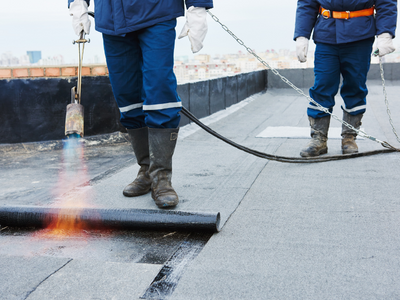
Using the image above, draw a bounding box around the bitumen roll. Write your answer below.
[0,206,221,233]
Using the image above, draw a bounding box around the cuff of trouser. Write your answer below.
[341,105,366,115]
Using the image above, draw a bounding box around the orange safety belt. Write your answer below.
[319,6,375,19]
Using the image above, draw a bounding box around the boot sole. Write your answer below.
[342,149,358,155]
[300,148,328,157]
[155,201,179,209]
[152,191,179,208]
[123,188,151,197]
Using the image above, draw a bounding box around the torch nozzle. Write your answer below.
[65,102,84,138]
[65,86,84,138]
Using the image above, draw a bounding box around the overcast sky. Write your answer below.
[0,0,301,63]
[1,1,398,64]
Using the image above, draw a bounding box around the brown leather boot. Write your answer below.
[300,116,330,157]
[148,128,179,208]
[341,111,363,154]
[123,127,152,197]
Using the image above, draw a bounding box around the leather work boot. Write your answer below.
[341,111,363,154]
[123,127,152,197]
[148,128,179,208]
[300,116,331,157]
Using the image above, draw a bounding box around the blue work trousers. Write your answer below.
[308,38,374,119]
[103,19,181,129]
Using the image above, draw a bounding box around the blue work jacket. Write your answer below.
[68,0,213,36]
[294,0,397,44]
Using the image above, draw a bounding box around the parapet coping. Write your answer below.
[0,65,109,79]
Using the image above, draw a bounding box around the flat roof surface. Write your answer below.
[1,80,399,299]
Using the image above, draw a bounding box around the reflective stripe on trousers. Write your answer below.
[103,19,181,129]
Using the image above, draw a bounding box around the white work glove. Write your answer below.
[69,0,91,36]
[296,37,309,63]
[374,33,395,57]
[178,6,208,53]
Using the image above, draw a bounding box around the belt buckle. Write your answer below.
[345,11,350,19]
[321,9,330,19]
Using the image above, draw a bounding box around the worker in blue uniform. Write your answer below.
[294,0,397,157]
[68,0,213,208]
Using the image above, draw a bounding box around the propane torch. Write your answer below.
[65,30,89,138]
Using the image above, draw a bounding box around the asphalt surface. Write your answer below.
[1,80,400,299]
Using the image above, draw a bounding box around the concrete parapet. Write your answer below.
[3,60,398,144]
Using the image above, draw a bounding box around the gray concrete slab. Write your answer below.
[170,81,400,300]
[173,154,400,299]
[26,260,161,300]
[0,256,71,300]
[173,210,400,300]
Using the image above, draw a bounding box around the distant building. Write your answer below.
[0,52,19,66]
[27,51,42,64]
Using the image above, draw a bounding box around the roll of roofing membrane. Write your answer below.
[0,206,221,233]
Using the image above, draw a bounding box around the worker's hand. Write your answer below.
[69,0,91,36]
[374,33,395,57]
[178,6,208,53]
[296,37,309,63]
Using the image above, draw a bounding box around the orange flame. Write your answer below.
[44,208,87,238]
[39,136,94,238]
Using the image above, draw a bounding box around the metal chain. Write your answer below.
[207,10,397,150]
[378,56,400,143]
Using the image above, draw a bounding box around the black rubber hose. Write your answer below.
[0,206,221,233]
[181,106,399,163]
